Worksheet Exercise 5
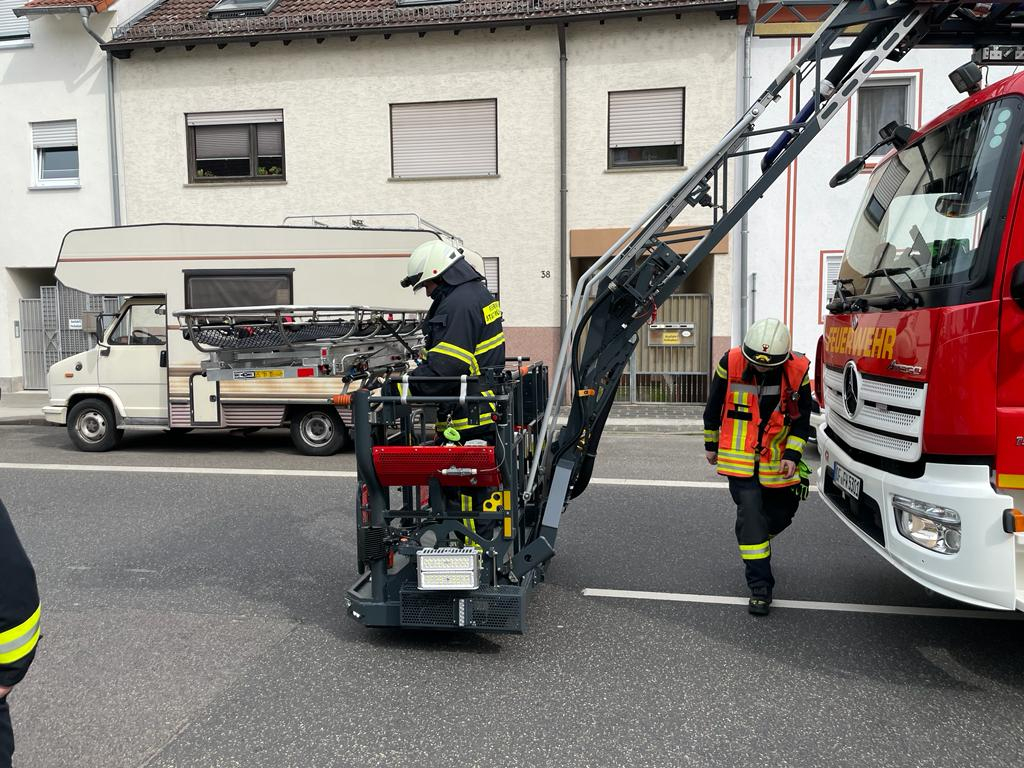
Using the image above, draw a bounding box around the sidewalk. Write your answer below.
[0,391,705,434]
[0,391,49,426]
[559,402,704,435]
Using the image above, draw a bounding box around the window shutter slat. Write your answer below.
[256,123,283,156]
[391,100,497,178]
[32,120,78,148]
[608,89,684,148]
[195,124,250,159]
[0,0,29,40]
[187,109,283,126]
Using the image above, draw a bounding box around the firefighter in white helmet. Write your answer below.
[702,318,812,616]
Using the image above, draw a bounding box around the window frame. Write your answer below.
[186,116,286,184]
[389,98,498,180]
[818,249,844,324]
[183,268,295,310]
[107,302,168,347]
[607,87,686,170]
[0,0,30,44]
[30,120,80,189]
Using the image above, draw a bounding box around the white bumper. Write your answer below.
[43,405,67,425]
[816,423,1020,611]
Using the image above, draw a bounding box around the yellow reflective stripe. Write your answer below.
[482,301,502,324]
[475,332,505,355]
[0,604,40,665]
[739,541,771,560]
[703,429,719,442]
[786,436,806,454]
[431,342,480,374]
[480,389,497,413]
[715,364,727,378]
[801,374,810,386]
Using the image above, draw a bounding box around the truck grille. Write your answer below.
[823,366,925,461]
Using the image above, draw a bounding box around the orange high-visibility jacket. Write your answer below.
[716,348,809,487]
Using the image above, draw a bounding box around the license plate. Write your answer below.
[833,462,862,500]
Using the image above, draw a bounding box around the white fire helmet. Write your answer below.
[401,240,464,291]
[742,318,792,368]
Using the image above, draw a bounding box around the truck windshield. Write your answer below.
[836,97,1021,305]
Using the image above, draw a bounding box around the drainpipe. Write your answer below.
[78,9,121,226]
[734,0,759,341]
[557,24,568,334]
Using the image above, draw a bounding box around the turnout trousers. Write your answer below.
[0,696,13,768]
[728,474,800,600]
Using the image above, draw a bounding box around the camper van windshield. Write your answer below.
[837,97,1021,305]
[185,271,292,309]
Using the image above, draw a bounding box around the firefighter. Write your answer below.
[703,318,812,616]
[0,499,41,768]
[401,240,505,442]
[401,241,506,545]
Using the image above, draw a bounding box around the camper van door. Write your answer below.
[101,298,169,422]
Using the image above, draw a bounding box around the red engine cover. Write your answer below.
[371,445,501,487]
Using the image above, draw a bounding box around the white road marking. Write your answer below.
[582,587,1021,620]
[0,462,356,479]
[0,462,818,491]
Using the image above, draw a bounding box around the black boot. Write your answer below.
[748,597,771,616]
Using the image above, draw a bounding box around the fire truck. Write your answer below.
[816,56,1024,611]
[346,0,1024,632]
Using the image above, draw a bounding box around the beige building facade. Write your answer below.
[110,6,737,380]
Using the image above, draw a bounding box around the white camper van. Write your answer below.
[43,219,481,455]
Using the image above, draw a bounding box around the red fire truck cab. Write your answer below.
[817,69,1024,610]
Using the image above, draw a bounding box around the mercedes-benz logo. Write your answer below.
[843,360,861,419]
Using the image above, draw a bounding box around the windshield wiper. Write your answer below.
[862,267,921,309]
[826,279,869,313]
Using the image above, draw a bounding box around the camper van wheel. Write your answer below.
[67,398,123,452]
[290,407,346,456]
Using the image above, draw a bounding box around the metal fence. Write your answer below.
[18,285,123,390]
[614,293,712,404]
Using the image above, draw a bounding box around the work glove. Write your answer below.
[792,460,811,501]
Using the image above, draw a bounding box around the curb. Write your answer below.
[0,416,49,426]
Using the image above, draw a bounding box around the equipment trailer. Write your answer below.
[345,1,1024,631]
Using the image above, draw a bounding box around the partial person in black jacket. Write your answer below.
[401,240,505,442]
[0,499,41,768]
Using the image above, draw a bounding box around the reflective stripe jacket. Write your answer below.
[702,348,811,487]
[0,499,40,687]
[408,259,505,435]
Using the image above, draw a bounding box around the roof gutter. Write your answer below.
[13,5,97,17]
[102,3,734,54]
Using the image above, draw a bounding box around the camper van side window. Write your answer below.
[185,271,293,309]
[108,304,167,346]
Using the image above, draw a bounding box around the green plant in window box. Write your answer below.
[257,166,283,176]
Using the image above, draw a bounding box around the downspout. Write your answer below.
[558,24,568,334]
[734,0,758,341]
[79,9,121,226]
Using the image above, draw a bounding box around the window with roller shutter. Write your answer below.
[0,0,29,41]
[608,88,685,169]
[31,120,79,188]
[186,109,285,182]
[820,250,844,323]
[390,99,497,179]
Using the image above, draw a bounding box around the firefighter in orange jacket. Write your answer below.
[0,499,41,768]
[703,318,812,616]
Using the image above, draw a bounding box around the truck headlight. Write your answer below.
[892,495,961,554]
[416,547,481,591]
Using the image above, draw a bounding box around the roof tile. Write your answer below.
[110,0,725,45]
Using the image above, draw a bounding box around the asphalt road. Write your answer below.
[1,424,1022,768]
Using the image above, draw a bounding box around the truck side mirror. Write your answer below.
[829,156,866,188]
[1011,262,1024,310]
